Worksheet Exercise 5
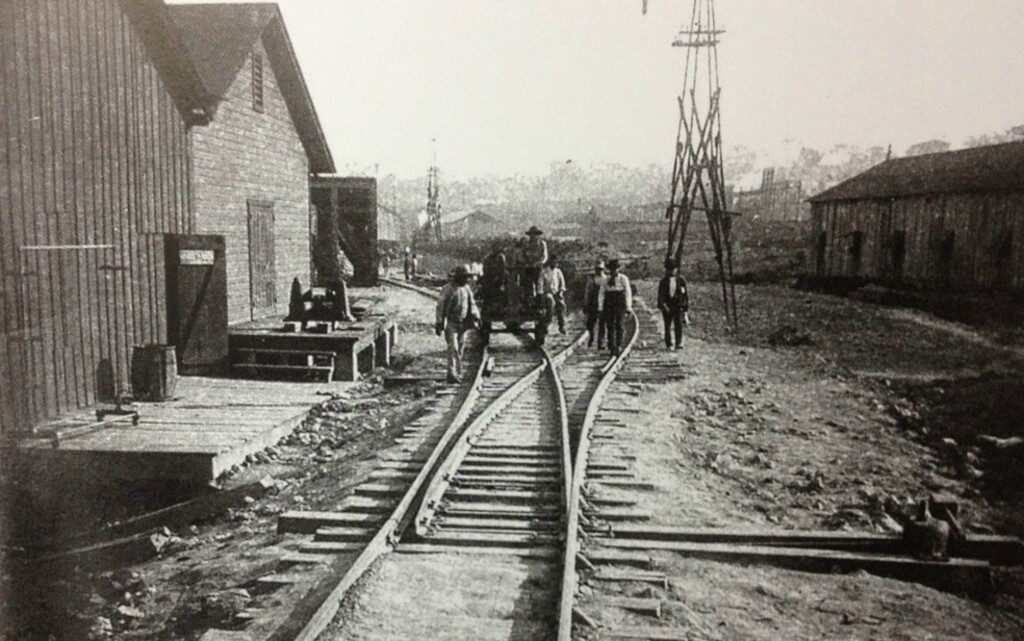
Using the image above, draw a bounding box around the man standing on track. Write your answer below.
[540,255,566,334]
[403,247,412,281]
[584,261,606,349]
[657,258,690,350]
[436,265,479,384]
[598,258,632,354]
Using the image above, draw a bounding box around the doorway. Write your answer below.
[247,200,277,320]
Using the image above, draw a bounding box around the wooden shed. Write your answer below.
[0,0,214,433]
[808,142,1024,290]
[169,3,335,323]
[0,0,334,433]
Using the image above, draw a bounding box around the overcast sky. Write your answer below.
[176,0,1024,179]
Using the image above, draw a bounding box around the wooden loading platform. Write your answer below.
[228,315,398,382]
[18,376,351,483]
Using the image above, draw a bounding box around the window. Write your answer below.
[252,52,264,112]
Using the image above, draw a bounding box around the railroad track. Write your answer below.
[220,278,643,641]
[270,279,639,641]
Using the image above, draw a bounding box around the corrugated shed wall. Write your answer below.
[812,192,1024,290]
[0,0,193,432]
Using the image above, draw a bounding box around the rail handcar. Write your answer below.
[478,267,553,345]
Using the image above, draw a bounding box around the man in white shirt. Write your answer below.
[436,265,479,383]
[540,256,566,334]
[597,258,632,354]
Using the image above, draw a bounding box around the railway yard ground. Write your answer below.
[4,278,1024,641]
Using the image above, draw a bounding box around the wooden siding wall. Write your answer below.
[812,192,1024,290]
[0,0,193,432]
[190,38,310,325]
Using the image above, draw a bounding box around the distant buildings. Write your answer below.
[430,210,506,240]
[551,204,664,247]
[808,142,1024,290]
[732,168,809,222]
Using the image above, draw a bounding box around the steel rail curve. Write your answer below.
[557,311,641,641]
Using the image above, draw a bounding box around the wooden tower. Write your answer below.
[661,0,739,327]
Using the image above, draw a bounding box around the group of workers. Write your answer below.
[435,225,691,383]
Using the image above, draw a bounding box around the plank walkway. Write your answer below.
[19,375,349,482]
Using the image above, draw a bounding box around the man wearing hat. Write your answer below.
[540,255,567,334]
[598,258,632,354]
[436,265,479,383]
[584,261,607,348]
[522,226,548,297]
[657,257,690,350]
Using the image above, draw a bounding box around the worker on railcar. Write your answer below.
[482,241,507,307]
[598,258,632,354]
[436,265,479,384]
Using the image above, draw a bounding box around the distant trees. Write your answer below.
[963,125,1024,148]
[905,139,951,156]
[373,123,1024,239]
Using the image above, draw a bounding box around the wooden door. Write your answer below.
[247,201,277,320]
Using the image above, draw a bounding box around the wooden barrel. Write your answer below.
[131,344,178,401]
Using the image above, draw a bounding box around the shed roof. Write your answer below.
[168,3,334,173]
[809,141,1024,203]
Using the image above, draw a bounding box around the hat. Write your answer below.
[664,257,676,270]
[526,225,543,236]
[453,264,469,277]
[607,258,620,270]
[594,261,606,271]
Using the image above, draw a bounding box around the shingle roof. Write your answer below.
[808,141,1024,203]
[168,3,334,173]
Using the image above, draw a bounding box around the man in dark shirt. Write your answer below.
[657,258,690,350]
[584,261,606,348]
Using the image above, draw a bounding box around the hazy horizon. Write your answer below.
[173,0,1024,181]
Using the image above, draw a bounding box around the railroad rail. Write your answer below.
[262,279,642,641]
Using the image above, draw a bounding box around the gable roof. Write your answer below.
[437,209,500,226]
[809,141,1024,203]
[118,0,215,124]
[168,3,334,173]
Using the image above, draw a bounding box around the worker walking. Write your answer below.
[482,241,507,308]
[540,255,566,334]
[522,226,548,297]
[436,265,479,384]
[598,259,632,354]
[403,247,413,281]
[657,258,690,350]
[584,261,606,349]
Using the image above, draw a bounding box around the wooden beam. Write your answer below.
[596,540,994,595]
[31,477,276,553]
[604,525,1024,566]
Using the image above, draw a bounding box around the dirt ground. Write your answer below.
[4,278,1023,640]
[594,280,1024,640]
[0,285,452,641]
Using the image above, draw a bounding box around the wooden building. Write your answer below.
[169,3,334,323]
[733,168,809,222]
[311,176,378,287]
[0,0,333,433]
[435,209,506,240]
[808,142,1024,290]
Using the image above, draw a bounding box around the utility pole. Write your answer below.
[426,139,442,244]
[650,0,739,328]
